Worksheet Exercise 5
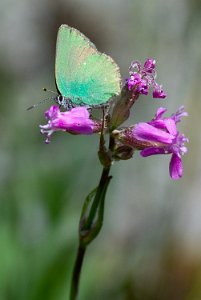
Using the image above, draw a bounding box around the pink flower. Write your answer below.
[143,58,156,73]
[126,73,142,90]
[40,106,101,143]
[112,106,188,180]
[152,83,166,99]
[126,58,167,99]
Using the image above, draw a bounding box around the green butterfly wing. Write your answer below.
[55,24,121,106]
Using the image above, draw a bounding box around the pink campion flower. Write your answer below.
[112,106,188,180]
[126,73,142,90]
[152,83,166,99]
[143,58,156,73]
[40,105,101,144]
[126,58,167,99]
[136,79,149,95]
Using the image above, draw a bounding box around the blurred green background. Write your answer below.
[0,0,201,299]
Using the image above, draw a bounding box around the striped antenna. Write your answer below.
[26,88,57,110]
[26,97,55,110]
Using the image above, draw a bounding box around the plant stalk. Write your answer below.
[69,167,111,300]
[69,244,86,300]
[69,135,114,300]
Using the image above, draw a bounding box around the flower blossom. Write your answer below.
[40,105,101,143]
[112,106,188,180]
[126,58,166,99]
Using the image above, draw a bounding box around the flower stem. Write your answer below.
[83,166,111,230]
[69,243,86,300]
[69,136,114,300]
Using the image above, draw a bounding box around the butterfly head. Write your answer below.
[55,95,76,110]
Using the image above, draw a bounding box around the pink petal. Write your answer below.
[164,118,177,135]
[154,107,167,120]
[45,105,60,119]
[169,154,183,180]
[140,147,166,157]
[133,123,175,144]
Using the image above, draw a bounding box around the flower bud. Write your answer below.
[113,144,134,160]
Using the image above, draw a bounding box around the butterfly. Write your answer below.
[53,24,121,110]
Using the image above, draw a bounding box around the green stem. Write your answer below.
[81,173,112,245]
[69,136,115,300]
[83,166,111,230]
[82,136,115,231]
[69,244,86,300]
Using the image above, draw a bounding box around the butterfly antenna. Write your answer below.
[27,88,58,110]
[43,87,57,94]
[26,97,55,111]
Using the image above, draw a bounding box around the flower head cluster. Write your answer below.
[126,58,166,99]
[40,105,101,144]
[39,58,188,180]
[112,106,188,179]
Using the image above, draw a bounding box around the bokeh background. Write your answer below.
[0,0,201,299]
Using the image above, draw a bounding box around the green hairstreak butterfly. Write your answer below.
[54,24,121,110]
